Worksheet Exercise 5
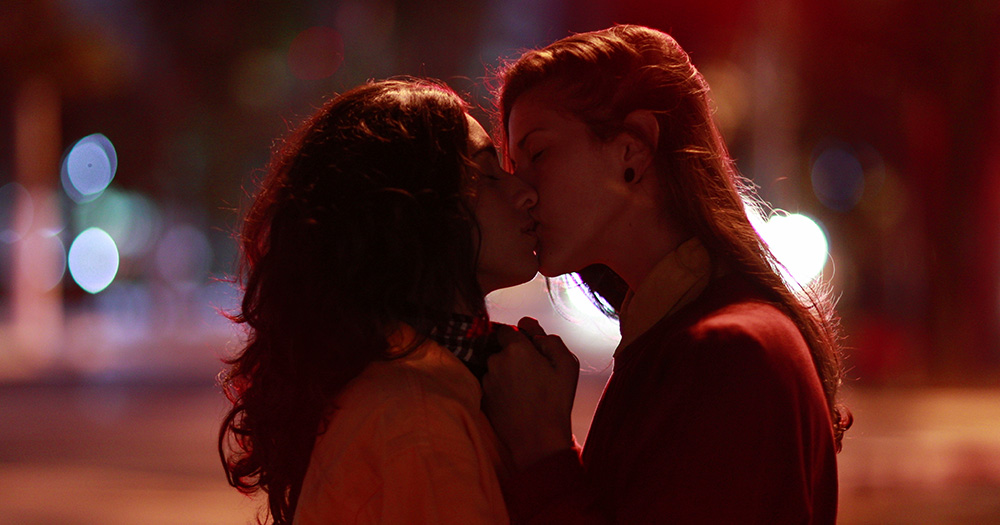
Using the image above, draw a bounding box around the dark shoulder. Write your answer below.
[690,299,803,350]
[679,298,816,387]
[620,275,817,388]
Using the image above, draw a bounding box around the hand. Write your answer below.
[482,317,580,470]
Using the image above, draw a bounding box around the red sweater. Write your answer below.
[505,275,838,524]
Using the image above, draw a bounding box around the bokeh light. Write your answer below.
[73,188,162,257]
[154,224,212,287]
[23,232,67,292]
[0,182,32,243]
[701,60,750,136]
[231,49,294,109]
[855,142,886,199]
[68,227,120,294]
[61,133,117,203]
[811,141,865,212]
[753,212,830,285]
[95,282,153,344]
[287,27,344,80]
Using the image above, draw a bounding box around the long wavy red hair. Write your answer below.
[496,24,851,449]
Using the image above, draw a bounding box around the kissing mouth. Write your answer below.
[521,220,538,235]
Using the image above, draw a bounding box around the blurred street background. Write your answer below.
[2,0,999,523]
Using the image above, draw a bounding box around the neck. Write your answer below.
[601,201,687,291]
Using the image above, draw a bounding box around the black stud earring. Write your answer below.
[624,168,635,183]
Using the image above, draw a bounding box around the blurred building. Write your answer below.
[3,0,999,384]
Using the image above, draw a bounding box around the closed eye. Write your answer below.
[472,145,504,179]
[472,142,498,158]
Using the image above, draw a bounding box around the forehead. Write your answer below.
[465,114,490,147]
[508,85,560,129]
[507,84,587,145]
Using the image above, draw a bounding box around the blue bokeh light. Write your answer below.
[61,133,118,203]
[811,142,865,212]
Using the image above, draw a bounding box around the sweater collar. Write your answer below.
[615,237,714,355]
[429,313,501,380]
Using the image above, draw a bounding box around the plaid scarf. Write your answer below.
[429,313,504,380]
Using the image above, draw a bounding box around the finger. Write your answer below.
[532,334,578,368]
[517,317,546,338]
[558,347,581,373]
[494,324,529,347]
[530,333,563,354]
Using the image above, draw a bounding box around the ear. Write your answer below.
[620,110,660,182]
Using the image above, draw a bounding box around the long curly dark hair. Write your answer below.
[496,25,851,449]
[218,79,485,524]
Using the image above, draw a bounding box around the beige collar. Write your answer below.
[615,237,713,355]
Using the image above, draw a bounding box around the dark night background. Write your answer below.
[2,1,999,523]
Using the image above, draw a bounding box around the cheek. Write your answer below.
[538,155,596,200]
[537,178,586,221]
[535,171,566,209]
[474,195,510,242]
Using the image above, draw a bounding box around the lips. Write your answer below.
[521,220,538,235]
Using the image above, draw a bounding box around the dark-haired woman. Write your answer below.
[219,79,539,524]
[481,25,851,524]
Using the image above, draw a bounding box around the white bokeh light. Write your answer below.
[68,227,120,294]
[754,212,829,285]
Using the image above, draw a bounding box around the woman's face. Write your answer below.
[506,85,628,277]
[466,114,540,294]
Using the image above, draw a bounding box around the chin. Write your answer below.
[537,267,562,278]
[537,247,588,279]
[537,258,573,279]
[485,265,539,293]
[510,265,540,287]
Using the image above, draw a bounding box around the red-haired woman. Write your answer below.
[219,79,539,524]
[483,25,851,524]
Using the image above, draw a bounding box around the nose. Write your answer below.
[512,176,538,210]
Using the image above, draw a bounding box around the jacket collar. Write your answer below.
[615,237,714,355]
